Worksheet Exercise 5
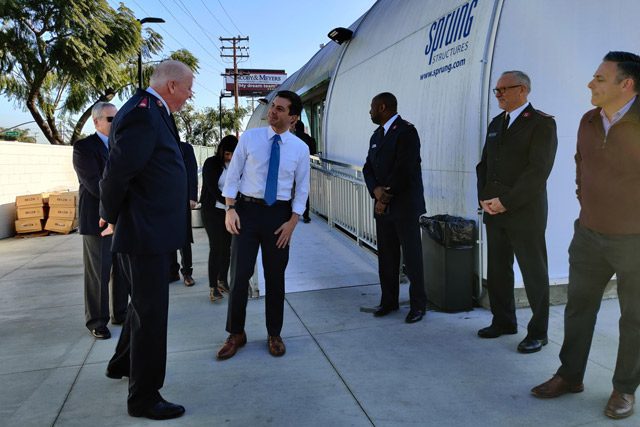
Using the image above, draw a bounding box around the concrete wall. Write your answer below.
[0,141,216,239]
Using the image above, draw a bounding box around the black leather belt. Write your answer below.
[238,193,290,206]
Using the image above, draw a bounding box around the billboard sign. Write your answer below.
[224,69,287,96]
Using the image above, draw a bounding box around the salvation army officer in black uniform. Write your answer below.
[99,60,193,420]
[476,70,558,354]
[363,92,427,324]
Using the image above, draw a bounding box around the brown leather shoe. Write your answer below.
[605,389,635,419]
[183,275,195,287]
[216,332,247,360]
[268,336,286,357]
[531,375,584,398]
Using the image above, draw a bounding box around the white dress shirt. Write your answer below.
[96,131,109,150]
[381,114,399,135]
[505,102,529,128]
[222,126,311,215]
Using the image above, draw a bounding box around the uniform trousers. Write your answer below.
[82,234,111,330]
[107,253,171,411]
[557,221,640,394]
[375,215,426,312]
[170,244,192,277]
[485,223,549,338]
[226,199,291,336]
[202,207,231,288]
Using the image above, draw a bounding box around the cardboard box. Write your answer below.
[44,218,77,234]
[48,192,77,207]
[48,206,76,219]
[16,205,45,220]
[15,218,43,233]
[16,193,44,207]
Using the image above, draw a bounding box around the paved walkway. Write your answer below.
[0,214,633,426]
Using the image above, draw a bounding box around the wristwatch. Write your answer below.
[225,205,236,211]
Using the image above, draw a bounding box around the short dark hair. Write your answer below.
[275,90,303,116]
[295,120,305,133]
[603,51,640,92]
[373,92,398,113]
[216,134,238,160]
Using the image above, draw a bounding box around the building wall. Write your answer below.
[0,141,216,239]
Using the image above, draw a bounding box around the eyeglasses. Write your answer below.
[104,116,114,122]
[492,85,522,95]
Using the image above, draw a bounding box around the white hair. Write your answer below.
[149,60,192,87]
[91,102,116,120]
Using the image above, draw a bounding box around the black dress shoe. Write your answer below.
[405,309,425,324]
[111,317,125,326]
[477,324,517,339]
[105,368,128,379]
[517,337,548,354]
[169,273,181,283]
[91,326,111,339]
[129,400,185,420]
[373,305,399,317]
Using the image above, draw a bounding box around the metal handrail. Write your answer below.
[309,156,376,249]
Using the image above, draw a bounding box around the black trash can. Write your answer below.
[420,214,475,312]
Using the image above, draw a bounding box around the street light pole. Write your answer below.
[137,17,165,88]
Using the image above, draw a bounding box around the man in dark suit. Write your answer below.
[363,92,427,324]
[100,60,193,420]
[72,102,128,339]
[476,70,558,354]
[170,141,197,286]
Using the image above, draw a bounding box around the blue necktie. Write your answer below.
[264,134,280,205]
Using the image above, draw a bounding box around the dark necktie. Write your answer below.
[503,113,510,133]
[264,134,281,205]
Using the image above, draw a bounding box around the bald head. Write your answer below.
[149,60,194,112]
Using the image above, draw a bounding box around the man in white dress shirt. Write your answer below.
[216,90,310,360]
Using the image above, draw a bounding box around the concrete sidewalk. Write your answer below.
[0,214,633,426]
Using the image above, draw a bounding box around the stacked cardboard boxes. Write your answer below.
[14,194,45,234]
[44,191,78,234]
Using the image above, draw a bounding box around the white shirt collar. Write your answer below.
[145,87,170,115]
[267,126,290,143]
[96,131,109,148]
[505,102,529,128]
[381,114,399,135]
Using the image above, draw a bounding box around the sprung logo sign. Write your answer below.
[420,0,478,81]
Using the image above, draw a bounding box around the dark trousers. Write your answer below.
[82,235,111,330]
[375,215,426,312]
[107,253,171,411]
[485,223,549,339]
[303,198,310,220]
[110,253,130,321]
[226,200,291,336]
[170,245,192,277]
[202,207,231,288]
[557,221,640,394]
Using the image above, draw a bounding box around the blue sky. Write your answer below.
[0,0,374,142]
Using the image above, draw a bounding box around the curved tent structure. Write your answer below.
[247,0,640,285]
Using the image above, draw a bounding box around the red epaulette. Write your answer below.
[137,97,149,108]
[536,109,554,118]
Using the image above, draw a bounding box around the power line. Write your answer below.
[174,0,223,56]
[216,0,243,35]
[155,0,225,67]
[199,0,233,36]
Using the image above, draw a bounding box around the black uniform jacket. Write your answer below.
[476,104,558,229]
[100,89,188,254]
[73,133,108,236]
[363,115,426,220]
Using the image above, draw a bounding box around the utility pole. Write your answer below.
[220,36,249,136]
